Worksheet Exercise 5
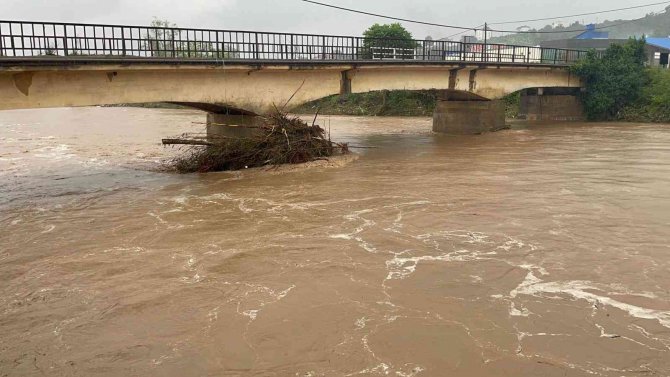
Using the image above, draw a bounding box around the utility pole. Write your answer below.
[483,22,488,61]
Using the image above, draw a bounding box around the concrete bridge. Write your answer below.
[0,20,587,134]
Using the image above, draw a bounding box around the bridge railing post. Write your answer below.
[63,24,68,56]
[254,32,259,60]
[355,37,359,60]
[290,34,294,60]
[8,23,15,57]
[322,36,326,60]
[215,31,220,59]
[121,27,126,56]
[422,40,426,61]
[553,48,558,64]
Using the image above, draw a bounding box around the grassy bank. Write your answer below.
[618,68,670,123]
[293,90,438,117]
[294,90,522,118]
[103,102,187,109]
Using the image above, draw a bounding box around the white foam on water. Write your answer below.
[396,366,426,377]
[346,363,390,376]
[385,252,453,280]
[33,144,77,161]
[509,302,531,317]
[237,200,254,213]
[329,209,378,253]
[518,264,549,276]
[242,309,259,320]
[147,212,167,224]
[595,324,619,338]
[355,317,370,330]
[103,246,145,254]
[200,193,232,201]
[79,157,109,167]
[511,272,670,328]
[385,246,498,281]
[172,196,189,205]
[41,224,56,234]
[237,284,296,322]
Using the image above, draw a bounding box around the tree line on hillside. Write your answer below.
[489,6,670,46]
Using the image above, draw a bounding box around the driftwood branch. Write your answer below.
[162,138,214,146]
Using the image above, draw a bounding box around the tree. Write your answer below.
[143,18,240,58]
[362,23,416,60]
[144,18,178,57]
[569,39,648,120]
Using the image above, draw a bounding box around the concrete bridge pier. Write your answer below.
[518,87,584,121]
[432,99,506,135]
[206,113,265,139]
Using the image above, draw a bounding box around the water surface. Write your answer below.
[1,108,669,376]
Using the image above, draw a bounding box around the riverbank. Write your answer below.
[618,68,670,123]
[103,102,187,109]
[293,90,437,117]
[292,90,522,119]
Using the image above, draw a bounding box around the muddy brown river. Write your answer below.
[1,107,669,376]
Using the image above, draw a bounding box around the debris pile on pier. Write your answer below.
[163,110,348,173]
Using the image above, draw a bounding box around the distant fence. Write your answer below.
[0,20,589,65]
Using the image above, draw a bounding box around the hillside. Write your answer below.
[489,6,670,46]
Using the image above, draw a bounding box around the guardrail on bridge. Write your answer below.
[0,20,590,65]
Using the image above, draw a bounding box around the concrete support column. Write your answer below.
[206,113,265,139]
[518,88,584,121]
[432,100,505,135]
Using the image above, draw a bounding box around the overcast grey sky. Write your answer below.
[4,0,665,39]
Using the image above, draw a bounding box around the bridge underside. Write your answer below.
[0,60,580,115]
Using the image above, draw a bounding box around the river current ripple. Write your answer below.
[1,107,670,376]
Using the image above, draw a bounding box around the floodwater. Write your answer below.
[1,107,670,377]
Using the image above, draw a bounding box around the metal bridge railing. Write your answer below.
[0,20,590,65]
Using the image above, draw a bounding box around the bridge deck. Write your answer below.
[0,57,573,70]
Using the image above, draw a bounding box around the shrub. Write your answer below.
[569,39,647,120]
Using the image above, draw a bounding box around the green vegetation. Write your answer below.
[619,68,670,123]
[491,6,670,46]
[144,18,239,58]
[293,90,522,118]
[294,90,437,116]
[568,39,670,123]
[569,39,647,121]
[362,23,417,59]
[103,102,187,109]
[502,92,521,119]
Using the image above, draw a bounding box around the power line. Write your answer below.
[300,0,480,31]
[490,1,670,25]
[445,25,483,40]
[300,0,666,36]
[491,11,666,34]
